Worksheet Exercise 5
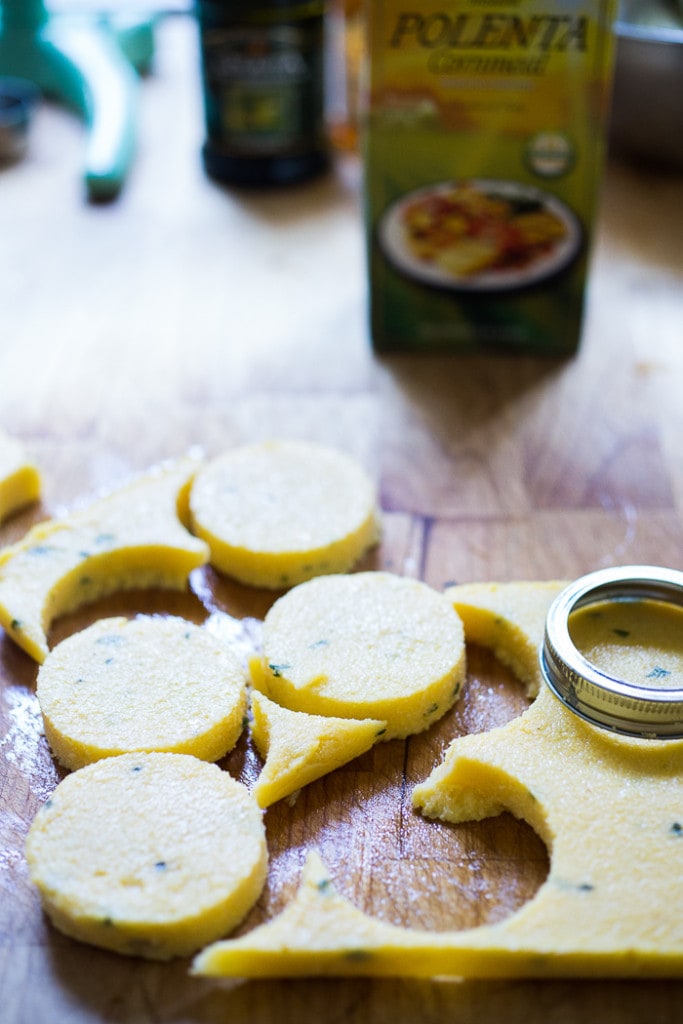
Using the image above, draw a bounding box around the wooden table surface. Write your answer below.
[2,13,683,1024]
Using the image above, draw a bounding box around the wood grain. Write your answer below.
[2,14,683,1024]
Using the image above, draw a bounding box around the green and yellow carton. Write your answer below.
[363,0,618,354]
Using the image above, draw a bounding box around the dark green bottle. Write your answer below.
[196,0,329,186]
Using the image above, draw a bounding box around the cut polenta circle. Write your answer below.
[36,616,248,771]
[0,458,208,663]
[188,440,380,589]
[193,583,683,979]
[251,572,466,739]
[250,690,386,808]
[0,428,41,525]
[26,752,267,960]
[444,580,567,696]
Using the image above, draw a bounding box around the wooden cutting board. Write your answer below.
[1,16,683,1024]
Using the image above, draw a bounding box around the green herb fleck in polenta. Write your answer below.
[554,877,595,893]
[647,666,671,680]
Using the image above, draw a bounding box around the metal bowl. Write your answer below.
[610,6,683,169]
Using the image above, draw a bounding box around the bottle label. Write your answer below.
[201,23,324,156]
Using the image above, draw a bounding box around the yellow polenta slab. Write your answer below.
[251,571,466,739]
[36,616,248,771]
[0,428,41,525]
[26,752,267,960]
[0,458,208,663]
[195,582,683,978]
[250,690,386,808]
[188,441,380,589]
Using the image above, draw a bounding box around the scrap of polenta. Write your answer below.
[26,752,267,960]
[252,571,466,739]
[444,579,567,695]
[250,690,386,808]
[37,616,248,770]
[0,428,41,525]
[189,440,380,589]
[194,582,683,978]
[0,458,208,663]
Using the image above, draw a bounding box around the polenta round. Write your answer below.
[252,571,466,739]
[188,441,380,589]
[26,752,267,959]
[36,616,248,770]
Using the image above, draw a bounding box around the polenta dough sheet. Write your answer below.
[0,458,208,662]
[195,581,683,979]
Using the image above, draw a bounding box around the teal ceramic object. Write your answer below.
[0,0,156,198]
[0,75,39,161]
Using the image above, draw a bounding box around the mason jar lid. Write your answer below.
[540,565,683,739]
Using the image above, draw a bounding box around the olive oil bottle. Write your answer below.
[196,0,329,185]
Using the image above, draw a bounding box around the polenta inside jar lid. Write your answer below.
[540,565,683,739]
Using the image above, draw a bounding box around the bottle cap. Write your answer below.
[540,565,683,739]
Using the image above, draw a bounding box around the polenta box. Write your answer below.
[363,0,617,354]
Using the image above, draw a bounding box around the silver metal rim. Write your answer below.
[540,565,683,739]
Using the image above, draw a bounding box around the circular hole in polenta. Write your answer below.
[355,811,549,932]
